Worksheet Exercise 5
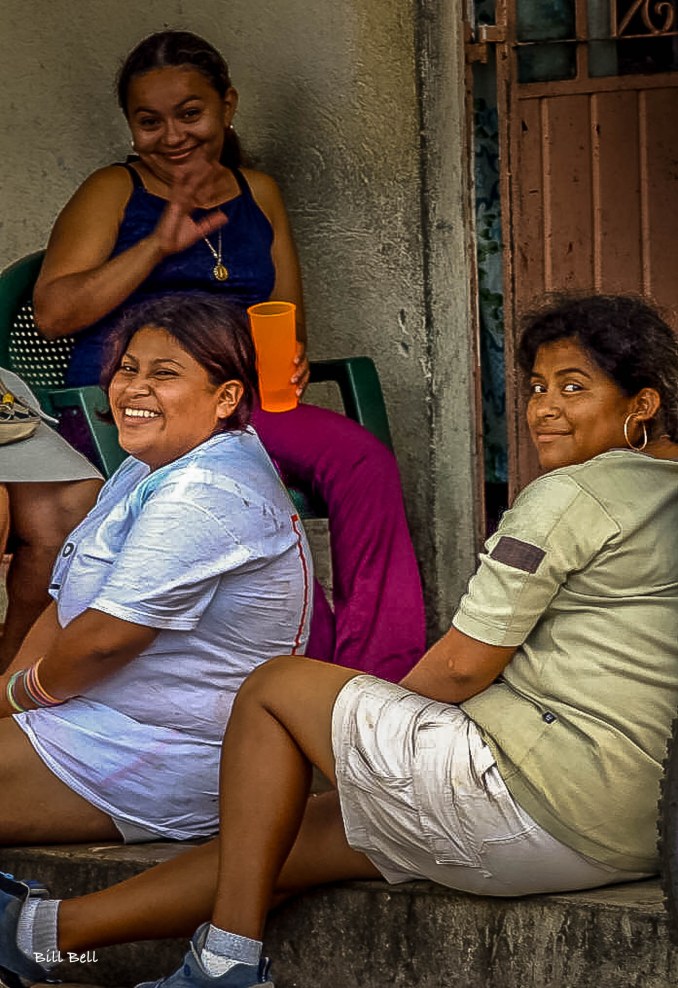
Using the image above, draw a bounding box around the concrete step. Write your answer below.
[2,842,677,988]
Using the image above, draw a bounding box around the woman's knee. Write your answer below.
[234,655,357,721]
[236,655,312,707]
[256,404,402,490]
[50,479,101,533]
[9,480,100,548]
[317,427,404,503]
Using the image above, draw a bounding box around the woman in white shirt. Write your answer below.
[0,292,311,845]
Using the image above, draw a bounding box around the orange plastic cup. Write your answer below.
[247,301,298,412]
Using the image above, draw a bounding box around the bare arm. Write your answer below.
[246,170,310,394]
[34,164,228,338]
[0,607,157,717]
[399,625,516,704]
[6,601,61,674]
[34,167,164,337]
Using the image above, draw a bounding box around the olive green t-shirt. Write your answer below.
[457,450,678,872]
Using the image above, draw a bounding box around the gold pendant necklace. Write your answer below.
[203,230,229,282]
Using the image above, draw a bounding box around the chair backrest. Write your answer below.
[0,250,76,392]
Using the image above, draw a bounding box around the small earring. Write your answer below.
[623,413,648,452]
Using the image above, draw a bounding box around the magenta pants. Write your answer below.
[252,402,426,682]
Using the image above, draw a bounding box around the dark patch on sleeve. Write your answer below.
[490,536,545,574]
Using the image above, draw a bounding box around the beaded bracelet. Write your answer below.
[23,657,63,708]
[6,670,29,713]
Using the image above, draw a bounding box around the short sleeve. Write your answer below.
[452,473,620,646]
[89,491,265,631]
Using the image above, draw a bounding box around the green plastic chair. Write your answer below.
[0,250,393,516]
[0,251,124,476]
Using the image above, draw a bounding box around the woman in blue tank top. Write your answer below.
[65,164,276,386]
[33,30,425,681]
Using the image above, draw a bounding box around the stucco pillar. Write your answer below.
[416,0,482,635]
[417,0,483,633]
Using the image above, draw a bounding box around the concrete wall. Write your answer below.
[0,0,480,634]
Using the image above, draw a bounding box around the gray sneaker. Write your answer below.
[135,925,274,988]
[0,872,52,988]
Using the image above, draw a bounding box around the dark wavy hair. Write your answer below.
[116,30,242,169]
[518,294,678,441]
[101,293,258,432]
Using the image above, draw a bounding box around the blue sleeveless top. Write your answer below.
[67,164,276,386]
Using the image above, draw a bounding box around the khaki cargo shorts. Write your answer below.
[331,676,649,895]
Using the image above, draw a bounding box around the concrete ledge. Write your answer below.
[2,843,677,988]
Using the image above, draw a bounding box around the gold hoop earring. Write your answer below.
[623,413,648,452]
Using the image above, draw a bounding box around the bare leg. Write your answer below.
[57,658,380,952]
[58,841,222,951]
[0,484,10,654]
[0,718,119,843]
[0,479,101,671]
[59,790,377,952]
[211,656,374,938]
[0,485,10,556]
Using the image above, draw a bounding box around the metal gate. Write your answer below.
[469,0,678,495]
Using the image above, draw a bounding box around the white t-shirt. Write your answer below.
[17,428,313,838]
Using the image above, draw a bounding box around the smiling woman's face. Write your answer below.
[527,337,639,471]
[126,66,235,185]
[109,325,241,470]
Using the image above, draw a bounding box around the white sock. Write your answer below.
[16,898,61,968]
[200,924,262,977]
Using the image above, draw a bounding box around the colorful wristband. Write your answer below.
[6,670,29,713]
[23,657,63,708]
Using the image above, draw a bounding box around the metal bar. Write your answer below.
[513,69,678,97]
[512,30,678,44]
[590,94,603,290]
[575,0,589,82]
[541,99,554,291]
[610,27,678,36]
[575,0,590,39]
[496,0,510,38]
[462,0,487,541]
[619,0,647,35]
[574,0,590,91]
[576,39,588,81]
[638,91,652,295]
[496,0,523,501]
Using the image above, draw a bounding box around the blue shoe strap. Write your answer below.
[259,957,272,983]
[0,874,49,901]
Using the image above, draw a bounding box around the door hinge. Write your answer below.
[464,22,507,64]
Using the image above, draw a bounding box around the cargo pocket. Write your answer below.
[339,742,413,855]
[411,717,489,868]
